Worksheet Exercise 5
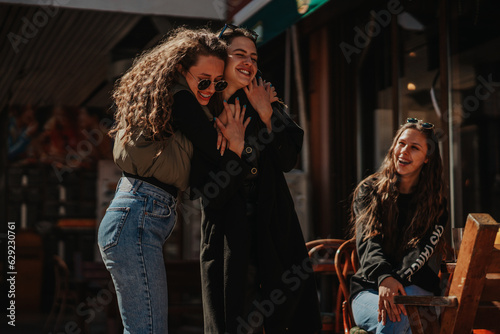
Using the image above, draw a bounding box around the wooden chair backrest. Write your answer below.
[394,213,500,334]
[334,238,358,332]
[306,238,346,333]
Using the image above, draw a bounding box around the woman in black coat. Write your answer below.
[175,26,322,334]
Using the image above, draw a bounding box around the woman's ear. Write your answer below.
[176,64,184,74]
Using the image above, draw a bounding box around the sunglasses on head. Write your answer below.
[187,71,228,92]
[406,117,434,129]
[218,23,259,41]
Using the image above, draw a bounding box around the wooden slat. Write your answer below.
[312,263,335,273]
[473,301,500,331]
[407,305,426,334]
[404,305,441,334]
[479,275,500,302]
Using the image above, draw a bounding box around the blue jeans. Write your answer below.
[98,176,177,334]
[351,285,434,334]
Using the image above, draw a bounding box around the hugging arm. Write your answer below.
[172,90,252,208]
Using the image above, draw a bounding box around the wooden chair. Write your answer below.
[394,213,500,334]
[306,239,346,333]
[334,238,359,334]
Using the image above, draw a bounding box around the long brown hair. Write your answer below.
[351,121,446,249]
[110,27,227,146]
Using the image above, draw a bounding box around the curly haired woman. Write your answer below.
[97,27,249,333]
[350,119,449,334]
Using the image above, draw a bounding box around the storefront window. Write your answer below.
[450,0,500,224]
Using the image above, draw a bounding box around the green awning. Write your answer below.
[240,0,330,45]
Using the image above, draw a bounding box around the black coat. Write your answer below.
[174,90,322,334]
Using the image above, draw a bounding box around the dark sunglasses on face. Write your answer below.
[218,23,259,41]
[407,117,434,129]
[187,71,228,92]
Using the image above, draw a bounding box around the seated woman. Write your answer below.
[350,118,448,333]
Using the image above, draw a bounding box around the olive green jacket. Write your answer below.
[112,76,198,191]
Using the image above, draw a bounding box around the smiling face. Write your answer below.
[183,55,225,105]
[393,128,429,190]
[224,36,258,90]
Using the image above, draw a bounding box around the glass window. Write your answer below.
[450,0,500,224]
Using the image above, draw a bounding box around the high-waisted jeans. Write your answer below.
[98,176,177,333]
[351,285,434,334]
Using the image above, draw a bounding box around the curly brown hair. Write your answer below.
[351,121,446,249]
[110,27,227,147]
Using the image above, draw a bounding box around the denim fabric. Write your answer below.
[351,285,434,334]
[98,176,177,334]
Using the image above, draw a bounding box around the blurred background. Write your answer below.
[1,0,499,333]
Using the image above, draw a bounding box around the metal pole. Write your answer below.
[291,25,310,174]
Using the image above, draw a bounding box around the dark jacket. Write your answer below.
[174,89,322,334]
[350,178,448,301]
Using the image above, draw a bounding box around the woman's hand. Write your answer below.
[214,98,251,157]
[378,276,407,325]
[214,117,228,156]
[266,81,279,104]
[244,77,273,132]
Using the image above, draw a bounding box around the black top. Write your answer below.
[122,171,178,198]
[350,178,448,301]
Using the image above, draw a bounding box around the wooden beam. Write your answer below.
[308,26,332,238]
